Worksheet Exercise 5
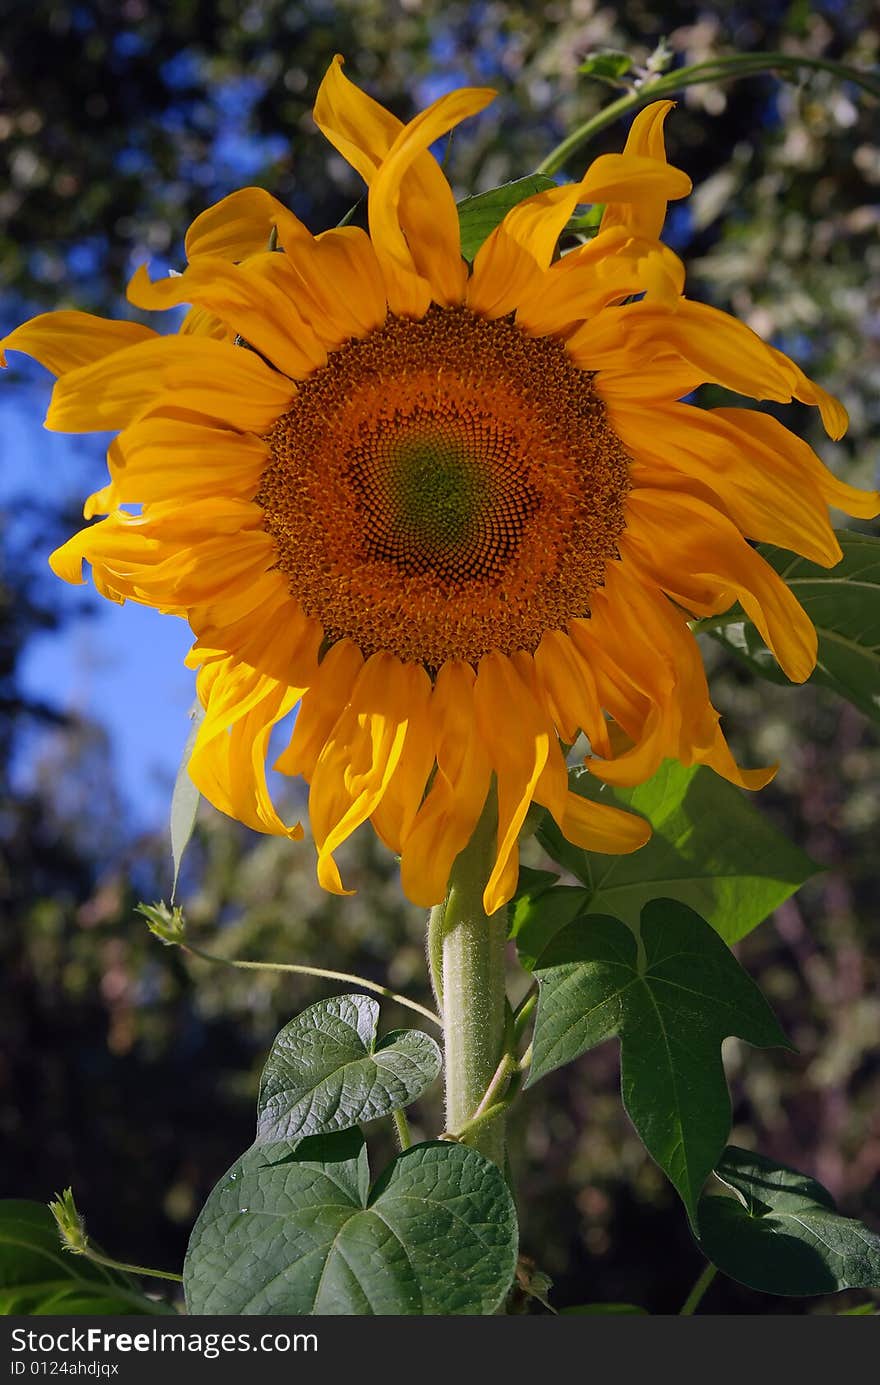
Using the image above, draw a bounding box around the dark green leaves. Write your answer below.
[256,995,441,1144]
[709,531,880,725]
[185,995,516,1315]
[528,900,790,1224]
[0,1202,173,1315]
[517,760,815,955]
[698,1148,880,1296]
[184,1133,517,1316]
[457,175,557,260]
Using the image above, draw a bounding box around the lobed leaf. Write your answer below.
[528,900,791,1226]
[516,759,815,958]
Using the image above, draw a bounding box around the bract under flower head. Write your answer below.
[4,57,878,914]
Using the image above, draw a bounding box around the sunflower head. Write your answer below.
[4,55,878,914]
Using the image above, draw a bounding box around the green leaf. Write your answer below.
[523,760,815,953]
[0,1202,173,1316]
[457,176,557,260]
[255,994,441,1145]
[578,52,634,82]
[698,1147,880,1296]
[528,900,790,1226]
[708,531,880,725]
[184,1132,518,1315]
[170,701,204,901]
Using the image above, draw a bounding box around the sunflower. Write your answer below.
[4,57,877,915]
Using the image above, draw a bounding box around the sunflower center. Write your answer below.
[258,305,631,668]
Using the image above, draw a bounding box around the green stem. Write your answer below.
[183,944,442,1030]
[513,989,537,1044]
[688,610,746,636]
[472,1052,517,1120]
[74,1247,182,1285]
[679,1263,717,1315]
[427,903,445,1009]
[536,52,880,175]
[392,1109,413,1151]
[435,792,509,1167]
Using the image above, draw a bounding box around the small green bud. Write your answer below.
[49,1188,88,1255]
[136,899,187,946]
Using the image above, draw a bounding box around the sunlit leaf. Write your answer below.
[255,994,441,1145]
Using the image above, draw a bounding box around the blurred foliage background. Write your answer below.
[1,0,879,1314]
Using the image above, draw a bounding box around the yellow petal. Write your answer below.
[315,55,494,314]
[266,226,387,346]
[275,640,365,782]
[469,180,616,319]
[313,54,404,183]
[191,584,323,688]
[127,259,326,378]
[611,401,843,567]
[309,653,427,895]
[184,186,309,261]
[715,408,879,519]
[400,660,492,908]
[47,335,295,433]
[574,298,795,402]
[533,628,611,755]
[368,84,495,313]
[559,790,651,854]
[580,150,691,211]
[625,488,818,682]
[190,656,304,838]
[2,311,156,375]
[104,412,270,507]
[768,347,848,439]
[473,651,551,916]
[600,101,683,239]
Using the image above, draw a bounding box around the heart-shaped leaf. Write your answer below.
[0,1202,174,1315]
[516,760,815,958]
[255,995,441,1145]
[184,1132,518,1315]
[708,530,880,724]
[528,900,791,1226]
[697,1146,880,1296]
[457,176,558,260]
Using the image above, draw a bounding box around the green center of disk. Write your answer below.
[388,435,489,551]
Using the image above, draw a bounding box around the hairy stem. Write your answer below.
[435,793,509,1167]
